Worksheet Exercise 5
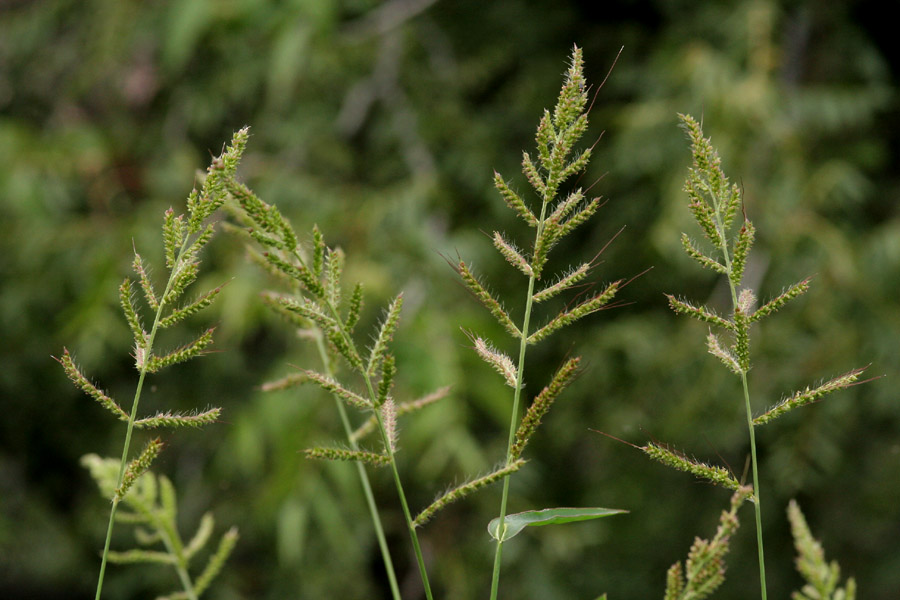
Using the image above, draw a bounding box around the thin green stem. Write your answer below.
[94,237,193,600]
[94,231,200,600]
[489,196,550,600]
[301,254,433,600]
[312,332,402,600]
[710,193,767,600]
[741,371,767,600]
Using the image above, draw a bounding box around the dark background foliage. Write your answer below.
[1,1,897,598]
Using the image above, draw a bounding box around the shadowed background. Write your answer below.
[1,0,898,598]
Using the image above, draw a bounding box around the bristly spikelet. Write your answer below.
[664,488,752,600]
[643,443,743,492]
[788,500,856,600]
[116,438,163,501]
[381,398,398,453]
[753,367,867,426]
[511,357,580,459]
[367,294,404,376]
[473,337,518,388]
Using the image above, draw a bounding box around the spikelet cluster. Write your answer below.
[649,115,866,486]
[82,455,238,599]
[663,487,752,600]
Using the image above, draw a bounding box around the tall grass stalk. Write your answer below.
[456,46,625,599]
[651,114,868,600]
[58,129,248,599]
[226,180,435,599]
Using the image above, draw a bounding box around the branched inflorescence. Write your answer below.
[60,129,248,600]
[645,114,867,600]
[457,46,625,599]
[228,169,453,600]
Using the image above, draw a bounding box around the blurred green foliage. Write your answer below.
[1,1,897,599]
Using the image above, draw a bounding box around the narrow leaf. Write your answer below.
[488,506,627,542]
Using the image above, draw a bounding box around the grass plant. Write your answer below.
[641,114,867,600]
[56,47,871,600]
[59,129,248,599]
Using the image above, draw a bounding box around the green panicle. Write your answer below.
[192,527,239,597]
[643,442,742,492]
[116,438,163,501]
[144,327,215,373]
[494,171,538,227]
[367,293,404,376]
[493,231,534,278]
[457,261,522,339]
[788,500,856,600]
[134,408,221,429]
[324,247,344,307]
[666,295,735,331]
[303,370,370,409]
[132,254,159,311]
[345,282,364,332]
[528,280,619,344]
[305,446,391,466]
[533,263,591,303]
[312,225,326,277]
[730,221,755,285]
[183,513,214,560]
[473,337,518,388]
[260,372,310,392]
[750,278,811,323]
[733,307,751,372]
[377,354,396,408]
[162,261,199,306]
[753,367,867,426]
[107,549,176,565]
[511,357,580,459]
[413,460,526,528]
[681,234,727,274]
[707,333,743,375]
[163,208,184,270]
[664,488,752,600]
[57,349,129,421]
[522,151,547,198]
[158,286,223,329]
[119,279,147,348]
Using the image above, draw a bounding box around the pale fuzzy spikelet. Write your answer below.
[381,398,398,453]
[474,337,518,387]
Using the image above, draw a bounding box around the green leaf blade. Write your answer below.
[487,506,627,541]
